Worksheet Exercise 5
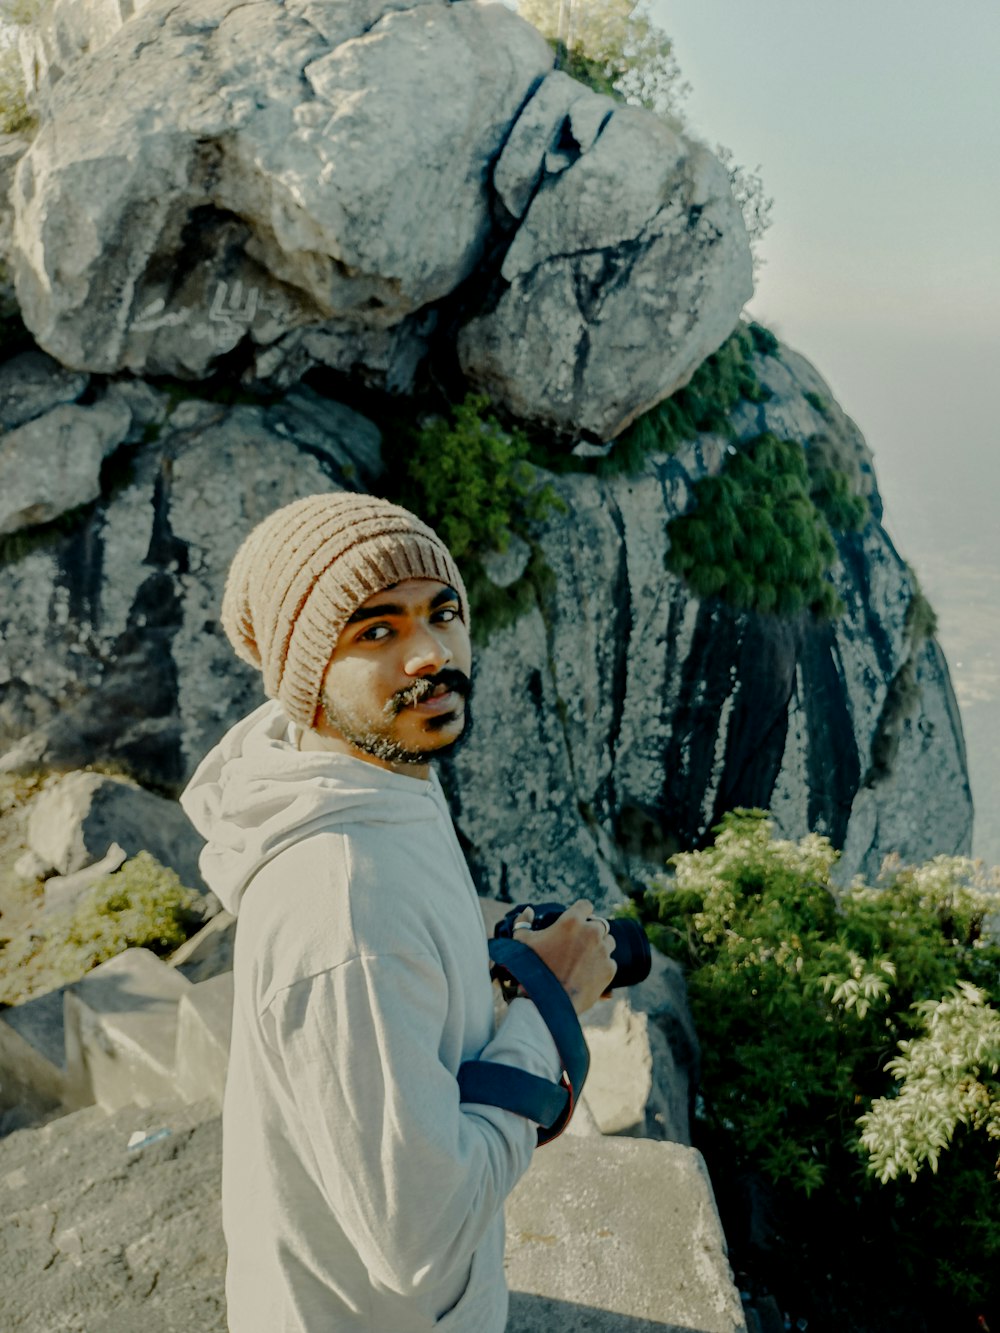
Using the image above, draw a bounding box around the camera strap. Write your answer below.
[457,937,590,1145]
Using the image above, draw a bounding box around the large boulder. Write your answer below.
[10,0,553,382]
[8,0,750,435]
[458,75,753,437]
[27,771,205,888]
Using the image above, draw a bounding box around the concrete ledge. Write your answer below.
[505,1136,746,1333]
[63,948,192,1112]
[175,971,233,1109]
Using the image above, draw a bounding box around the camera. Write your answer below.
[494,901,651,990]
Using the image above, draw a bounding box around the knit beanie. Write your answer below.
[221,492,469,728]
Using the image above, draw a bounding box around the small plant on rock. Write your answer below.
[0,851,203,1005]
[665,431,860,618]
[383,393,566,642]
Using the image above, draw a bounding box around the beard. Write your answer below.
[319,666,474,767]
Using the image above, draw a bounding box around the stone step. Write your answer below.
[506,1135,746,1333]
[63,947,193,1112]
[0,1097,744,1333]
[0,986,74,1133]
[174,971,234,1110]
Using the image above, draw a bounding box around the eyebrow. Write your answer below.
[345,585,461,626]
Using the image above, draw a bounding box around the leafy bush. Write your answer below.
[630,811,1000,1325]
[806,435,869,533]
[382,393,566,642]
[604,322,774,474]
[665,431,861,618]
[0,851,203,1005]
[518,0,687,122]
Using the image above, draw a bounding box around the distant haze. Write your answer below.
[654,0,1000,865]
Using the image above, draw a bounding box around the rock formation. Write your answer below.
[0,0,971,897]
[8,0,750,437]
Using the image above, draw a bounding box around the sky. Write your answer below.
[648,0,1000,862]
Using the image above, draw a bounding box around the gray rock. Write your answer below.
[480,532,531,588]
[63,947,192,1111]
[0,387,381,783]
[0,1092,744,1333]
[8,0,750,438]
[27,772,204,888]
[506,1136,746,1332]
[0,1097,227,1333]
[0,395,131,535]
[0,350,89,433]
[459,98,753,438]
[169,909,235,985]
[11,0,552,384]
[42,841,128,916]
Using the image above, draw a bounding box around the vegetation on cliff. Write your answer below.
[665,430,868,619]
[381,393,566,642]
[631,810,1000,1328]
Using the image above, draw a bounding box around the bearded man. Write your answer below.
[181,491,615,1333]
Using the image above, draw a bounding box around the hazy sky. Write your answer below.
[650,0,1000,858]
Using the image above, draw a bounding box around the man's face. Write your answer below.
[315,577,473,772]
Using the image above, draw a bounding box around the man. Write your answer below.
[181,491,616,1333]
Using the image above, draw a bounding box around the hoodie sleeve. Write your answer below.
[264,949,562,1301]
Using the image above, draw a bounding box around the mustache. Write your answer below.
[384,668,472,716]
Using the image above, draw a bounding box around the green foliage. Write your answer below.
[605,322,774,473]
[0,851,202,1006]
[804,390,831,417]
[665,431,859,619]
[382,394,566,643]
[519,0,687,121]
[631,811,1000,1316]
[807,439,868,533]
[859,980,1000,1183]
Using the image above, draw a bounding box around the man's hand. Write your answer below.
[513,900,617,1015]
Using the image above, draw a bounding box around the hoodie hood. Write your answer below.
[180,700,441,915]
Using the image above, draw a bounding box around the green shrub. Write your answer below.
[606,322,774,473]
[630,811,1000,1322]
[382,393,566,642]
[0,851,202,1005]
[665,431,857,618]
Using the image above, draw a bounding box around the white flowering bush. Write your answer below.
[628,809,1000,1321]
[859,981,1000,1182]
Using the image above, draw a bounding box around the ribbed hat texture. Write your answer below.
[221,493,469,728]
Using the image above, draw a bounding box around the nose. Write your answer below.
[402,620,453,676]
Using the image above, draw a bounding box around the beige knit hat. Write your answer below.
[221,492,469,728]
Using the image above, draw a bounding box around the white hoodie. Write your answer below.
[180,700,562,1333]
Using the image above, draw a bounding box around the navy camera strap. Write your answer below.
[457,937,590,1145]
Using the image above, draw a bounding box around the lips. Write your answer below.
[410,686,461,714]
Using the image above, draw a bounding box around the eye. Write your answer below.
[434,606,461,625]
[359,624,392,642]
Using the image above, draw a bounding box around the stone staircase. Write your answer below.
[0,911,749,1333]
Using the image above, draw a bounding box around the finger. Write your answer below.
[565,899,594,921]
[511,906,534,933]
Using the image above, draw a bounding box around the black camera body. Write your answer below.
[494,901,651,990]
